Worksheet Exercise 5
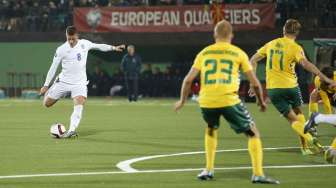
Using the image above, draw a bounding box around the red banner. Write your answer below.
[74,4,275,33]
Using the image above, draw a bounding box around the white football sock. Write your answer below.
[69,105,83,132]
[315,114,336,125]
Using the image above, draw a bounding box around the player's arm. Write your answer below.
[296,47,334,85]
[90,42,125,52]
[174,68,199,112]
[299,58,333,84]
[245,70,267,112]
[250,44,267,72]
[248,46,266,97]
[40,50,62,95]
[250,53,265,72]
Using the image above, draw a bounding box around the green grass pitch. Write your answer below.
[0,98,335,188]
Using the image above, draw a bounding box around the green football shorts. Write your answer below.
[267,86,303,116]
[201,102,254,134]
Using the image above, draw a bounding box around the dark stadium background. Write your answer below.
[0,0,335,101]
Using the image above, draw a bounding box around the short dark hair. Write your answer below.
[66,26,77,35]
[284,19,301,36]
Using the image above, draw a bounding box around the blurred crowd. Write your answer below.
[87,64,185,97]
[1,0,335,32]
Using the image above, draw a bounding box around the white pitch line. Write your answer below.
[0,171,128,179]
[116,146,302,172]
[0,164,335,180]
[0,146,333,180]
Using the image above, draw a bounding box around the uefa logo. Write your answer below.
[86,9,102,32]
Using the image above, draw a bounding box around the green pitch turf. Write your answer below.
[0,98,335,188]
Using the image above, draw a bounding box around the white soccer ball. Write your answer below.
[50,123,66,138]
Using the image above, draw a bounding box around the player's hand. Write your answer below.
[113,44,126,52]
[248,88,256,97]
[257,101,267,112]
[39,86,48,96]
[174,100,184,112]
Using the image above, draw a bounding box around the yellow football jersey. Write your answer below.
[192,42,252,108]
[257,37,306,89]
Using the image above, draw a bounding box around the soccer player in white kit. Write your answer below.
[40,26,125,138]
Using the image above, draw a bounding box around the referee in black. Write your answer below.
[121,45,142,102]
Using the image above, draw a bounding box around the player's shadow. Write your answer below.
[214,170,250,181]
[276,148,301,154]
[78,128,132,137]
[81,137,198,150]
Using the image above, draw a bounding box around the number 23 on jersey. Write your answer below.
[204,59,233,85]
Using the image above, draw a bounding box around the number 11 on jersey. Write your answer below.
[269,49,284,70]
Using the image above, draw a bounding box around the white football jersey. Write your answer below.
[44,39,112,86]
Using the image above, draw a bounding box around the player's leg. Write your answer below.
[311,113,336,125]
[287,110,316,142]
[268,87,317,153]
[198,108,220,180]
[43,97,58,108]
[246,126,279,184]
[133,76,139,101]
[305,93,336,132]
[62,85,87,138]
[222,103,279,184]
[291,87,319,141]
[287,107,324,153]
[290,107,315,154]
[124,76,132,102]
[246,125,264,177]
[43,82,68,108]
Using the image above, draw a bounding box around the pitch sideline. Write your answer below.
[0,146,335,180]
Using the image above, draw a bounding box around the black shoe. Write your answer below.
[251,175,280,184]
[304,112,319,134]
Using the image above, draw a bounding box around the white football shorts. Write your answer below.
[46,81,87,100]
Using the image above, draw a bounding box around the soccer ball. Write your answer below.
[325,148,336,163]
[50,123,66,138]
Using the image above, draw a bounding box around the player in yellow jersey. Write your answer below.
[306,67,336,136]
[304,66,336,163]
[174,20,279,184]
[309,67,336,115]
[249,19,334,155]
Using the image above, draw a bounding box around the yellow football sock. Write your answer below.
[297,114,306,123]
[309,102,318,115]
[205,128,218,171]
[291,120,313,142]
[331,138,336,149]
[298,136,308,149]
[296,114,308,148]
[248,137,264,176]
